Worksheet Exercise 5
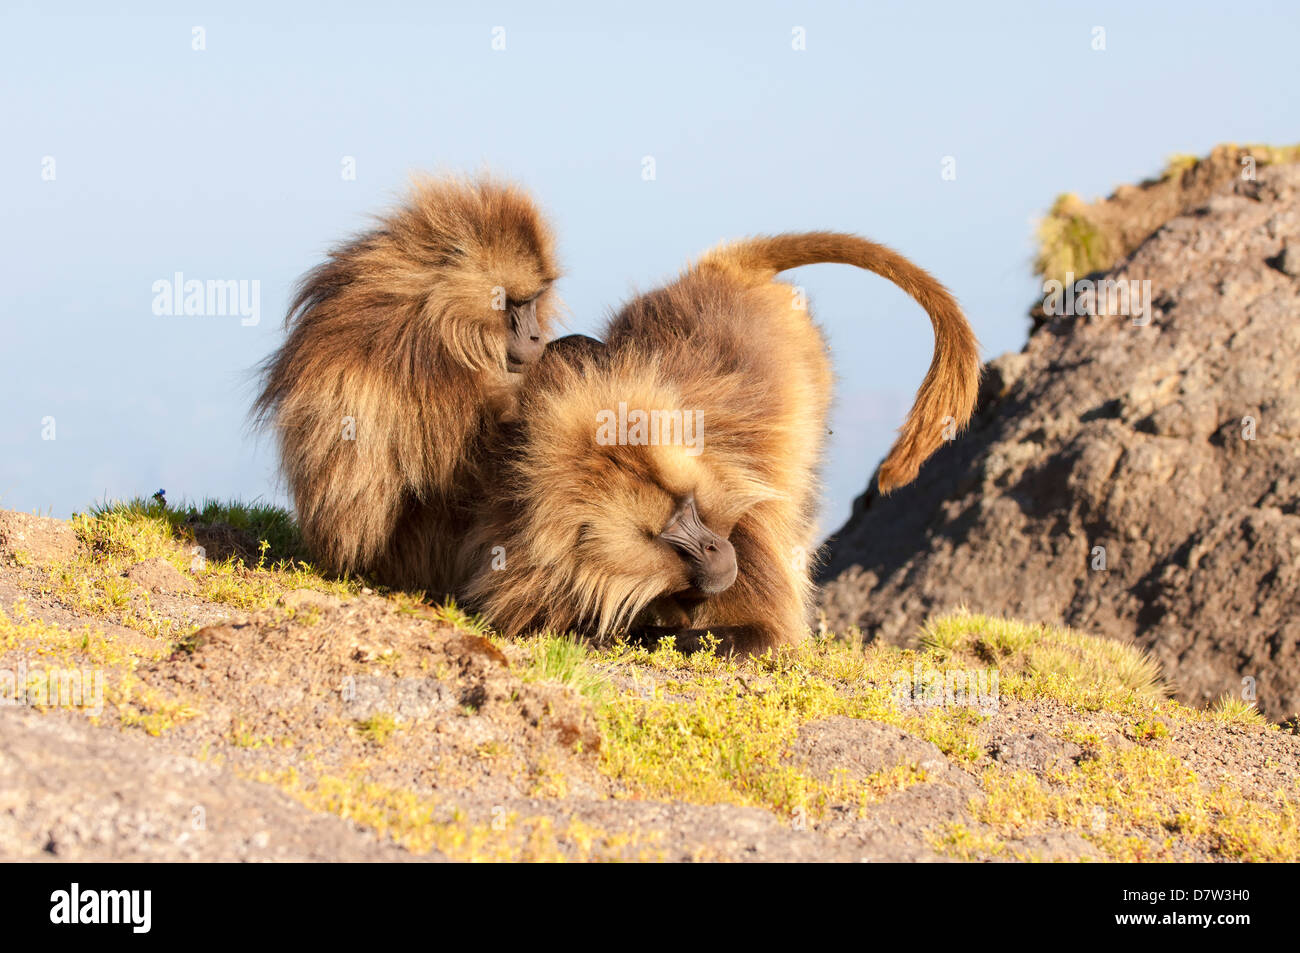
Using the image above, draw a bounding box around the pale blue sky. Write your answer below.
[2,1,1296,536]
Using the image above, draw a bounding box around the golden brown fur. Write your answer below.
[459,232,980,651]
[254,175,560,592]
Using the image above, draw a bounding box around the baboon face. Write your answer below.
[657,494,737,595]
[560,445,738,630]
[404,176,561,376]
[504,294,546,371]
[579,453,736,589]
[507,362,768,633]
[444,275,555,377]
[479,197,559,374]
[432,276,556,378]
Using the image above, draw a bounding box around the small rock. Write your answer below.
[447,634,508,667]
[351,643,390,663]
[0,511,79,567]
[785,716,950,783]
[124,557,196,594]
[1277,242,1300,277]
[278,589,344,611]
[989,732,1083,773]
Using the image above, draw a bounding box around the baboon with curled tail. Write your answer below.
[254,175,561,592]
[459,232,980,652]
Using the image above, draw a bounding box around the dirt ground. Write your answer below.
[1,508,1297,862]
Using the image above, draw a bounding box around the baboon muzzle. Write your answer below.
[659,497,737,595]
[506,299,544,369]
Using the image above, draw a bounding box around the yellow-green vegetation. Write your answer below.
[1034,192,1115,287]
[1128,717,1170,744]
[1161,152,1202,180]
[592,633,981,817]
[267,768,666,861]
[426,599,492,636]
[1211,693,1267,727]
[589,616,1104,815]
[4,499,1298,862]
[519,632,611,700]
[932,823,1010,861]
[21,498,359,639]
[916,613,1297,861]
[0,603,199,736]
[1034,142,1300,289]
[228,717,279,749]
[965,747,1300,862]
[91,496,302,561]
[584,614,1298,860]
[354,713,403,745]
[920,612,1166,711]
[1206,142,1300,168]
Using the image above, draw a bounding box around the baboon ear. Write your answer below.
[541,334,607,373]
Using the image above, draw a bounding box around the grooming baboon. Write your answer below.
[459,232,979,652]
[253,175,561,591]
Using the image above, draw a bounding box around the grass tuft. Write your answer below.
[1211,693,1267,726]
[1161,152,1200,180]
[520,633,610,701]
[88,496,302,562]
[921,611,1166,711]
[1033,142,1300,290]
[1034,192,1114,286]
[354,713,403,745]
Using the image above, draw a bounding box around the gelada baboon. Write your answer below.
[459,232,979,652]
[254,175,561,590]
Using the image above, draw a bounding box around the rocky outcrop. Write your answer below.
[820,164,1300,721]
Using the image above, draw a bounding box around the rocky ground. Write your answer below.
[821,161,1300,723]
[1,505,1297,861]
